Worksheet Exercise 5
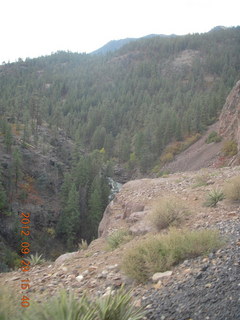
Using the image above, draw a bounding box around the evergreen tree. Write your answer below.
[0,166,7,211]
[64,183,80,249]
[11,148,23,192]
[4,124,13,152]
[88,176,104,237]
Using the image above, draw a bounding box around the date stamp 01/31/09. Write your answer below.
[20,212,31,308]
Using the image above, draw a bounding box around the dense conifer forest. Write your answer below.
[0,27,240,269]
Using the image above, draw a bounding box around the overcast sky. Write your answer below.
[0,0,239,63]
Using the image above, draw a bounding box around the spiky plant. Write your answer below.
[95,286,145,320]
[26,253,45,266]
[204,188,225,207]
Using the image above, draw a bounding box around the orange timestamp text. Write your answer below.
[20,212,31,308]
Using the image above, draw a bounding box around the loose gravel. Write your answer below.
[142,218,240,320]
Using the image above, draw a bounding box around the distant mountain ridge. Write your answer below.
[91,33,176,55]
[91,27,230,55]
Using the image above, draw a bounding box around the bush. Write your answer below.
[222,140,238,156]
[0,247,21,271]
[205,131,222,144]
[224,176,240,201]
[149,196,189,231]
[204,188,225,207]
[122,228,223,283]
[106,229,132,250]
[160,152,174,165]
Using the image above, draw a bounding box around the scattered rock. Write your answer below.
[152,271,173,283]
[76,275,84,282]
[130,221,152,235]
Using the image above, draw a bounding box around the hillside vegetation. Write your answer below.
[1,27,240,173]
[0,27,240,270]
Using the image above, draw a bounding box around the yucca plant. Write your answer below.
[22,290,95,320]
[204,188,225,207]
[78,239,88,251]
[26,253,45,266]
[21,288,144,320]
[95,286,145,320]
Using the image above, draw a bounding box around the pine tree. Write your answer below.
[64,184,80,249]
[88,175,109,237]
[12,148,23,192]
[4,123,13,152]
[0,166,7,211]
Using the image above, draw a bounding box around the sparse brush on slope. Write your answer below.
[106,229,132,250]
[192,174,210,188]
[224,175,240,201]
[149,196,190,231]
[122,228,223,283]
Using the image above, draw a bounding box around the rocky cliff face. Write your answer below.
[218,80,240,149]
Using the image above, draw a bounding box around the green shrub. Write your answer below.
[122,228,223,283]
[222,140,238,156]
[149,196,189,231]
[1,247,21,271]
[224,176,240,201]
[205,131,222,144]
[204,188,225,207]
[106,229,132,250]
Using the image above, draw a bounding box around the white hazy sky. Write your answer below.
[0,0,239,63]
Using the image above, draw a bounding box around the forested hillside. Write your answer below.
[0,27,240,270]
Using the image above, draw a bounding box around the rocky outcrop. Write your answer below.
[218,80,240,149]
[98,178,166,237]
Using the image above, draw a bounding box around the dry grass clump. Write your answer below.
[192,174,210,188]
[223,176,240,201]
[106,229,132,250]
[121,228,223,283]
[149,196,189,231]
[0,287,22,320]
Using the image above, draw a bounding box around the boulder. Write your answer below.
[152,271,173,282]
[55,251,78,265]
